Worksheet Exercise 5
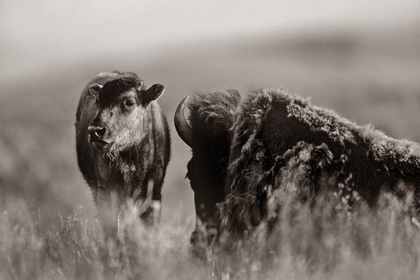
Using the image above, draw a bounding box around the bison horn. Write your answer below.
[174,96,193,147]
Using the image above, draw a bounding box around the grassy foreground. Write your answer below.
[1,192,419,280]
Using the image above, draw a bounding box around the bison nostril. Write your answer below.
[88,125,107,138]
[95,127,106,137]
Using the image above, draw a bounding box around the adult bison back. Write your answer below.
[75,71,170,231]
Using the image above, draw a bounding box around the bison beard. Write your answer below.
[175,88,420,257]
[75,71,171,235]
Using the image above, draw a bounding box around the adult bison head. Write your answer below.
[175,90,240,251]
[88,75,164,154]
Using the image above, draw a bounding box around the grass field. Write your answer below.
[2,185,420,279]
[1,25,420,279]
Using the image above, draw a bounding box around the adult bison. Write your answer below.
[175,88,420,248]
[76,71,170,232]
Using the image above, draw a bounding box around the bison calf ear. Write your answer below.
[89,83,103,98]
[142,84,165,106]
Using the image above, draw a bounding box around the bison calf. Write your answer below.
[76,71,170,232]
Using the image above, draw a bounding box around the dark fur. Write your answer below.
[221,88,420,235]
[185,89,241,248]
[75,71,171,229]
[182,88,420,242]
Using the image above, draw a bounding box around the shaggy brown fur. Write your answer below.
[220,88,420,236]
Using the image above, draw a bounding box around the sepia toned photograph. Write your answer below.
[1,1,420,279]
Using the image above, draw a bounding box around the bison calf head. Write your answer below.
[88,75,164,153]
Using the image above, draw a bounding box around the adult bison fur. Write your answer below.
[76,71,170,232]
[175,88,420,248]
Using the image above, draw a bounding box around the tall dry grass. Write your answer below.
[1,188,419,279]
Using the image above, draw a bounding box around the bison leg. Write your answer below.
[150,167,166,224]
[95,190,121,236]
[93,189,127,272]
[138,178,162,225]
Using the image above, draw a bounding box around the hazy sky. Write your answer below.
[1,0,419,79]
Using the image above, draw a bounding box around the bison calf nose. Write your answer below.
[88,125,107,138]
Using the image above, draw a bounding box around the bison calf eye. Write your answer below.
[123,99,136,109]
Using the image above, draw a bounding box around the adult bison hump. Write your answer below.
[75,71,170,231]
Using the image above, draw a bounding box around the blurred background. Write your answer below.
[1,0,419,228]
